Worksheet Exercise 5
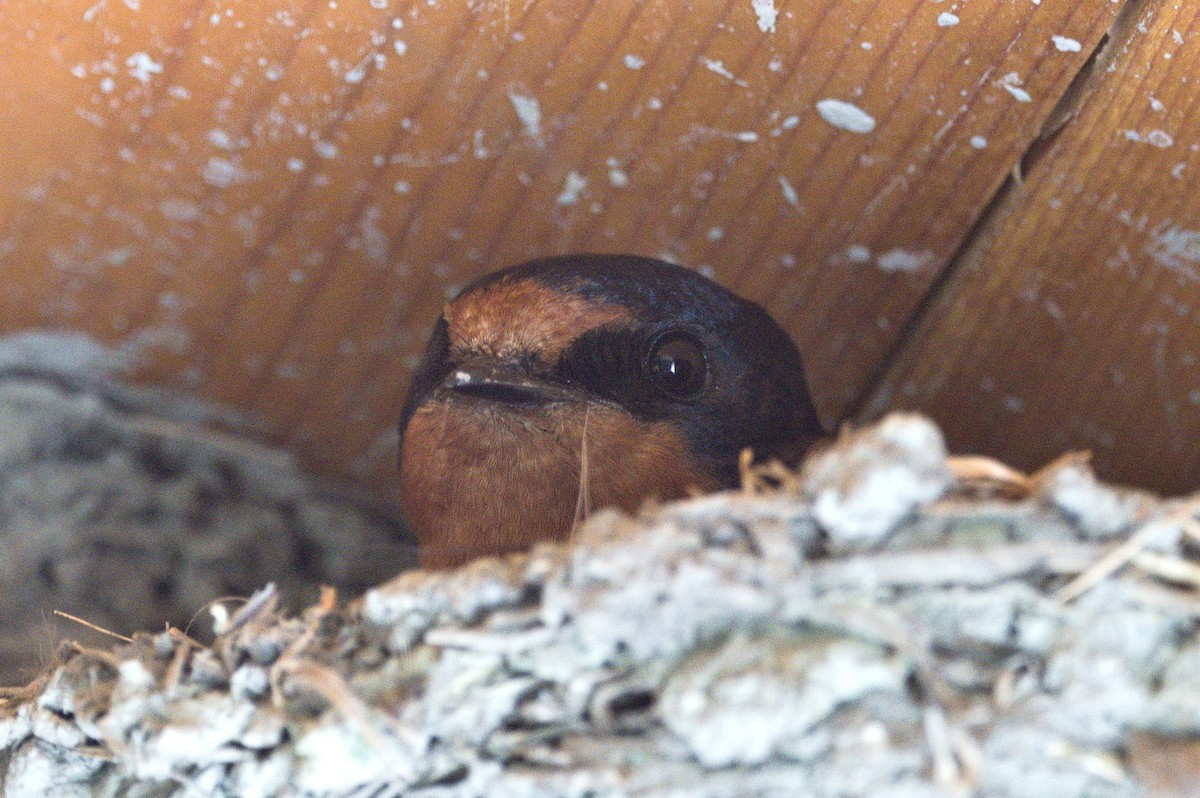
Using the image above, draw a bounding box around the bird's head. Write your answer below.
[399,254,824,567]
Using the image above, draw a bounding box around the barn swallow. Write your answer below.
[399,254,824,568]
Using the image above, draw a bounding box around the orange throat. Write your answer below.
[400,399,717,568]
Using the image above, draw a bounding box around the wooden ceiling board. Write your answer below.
[0,0,1124,492]
[865,0,1200,495]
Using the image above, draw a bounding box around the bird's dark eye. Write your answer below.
[647,332,707,399]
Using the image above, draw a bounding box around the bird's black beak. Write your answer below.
[440,359,582,407]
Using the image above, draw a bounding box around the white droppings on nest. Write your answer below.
[751,0,778,33]
[622,54,644,70]
[1051,35,1082,52]
[970,135,988,149]
[815,99,876,133]
[507,89,543,144]
[937,12,959,26]
[804,414,951,550]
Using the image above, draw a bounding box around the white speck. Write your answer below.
[394,179,411,193]
[707,226,724,241]
[1173,29,1184,45]
[781,115,800,130]
[970,135,988,149]
[768,57,783,71]
[289,269,306,284]
[606,157,629,188]
[861,41,873,50]
[735,131,759,142]
[1147,225,1200,280]
[207,128,234,149]
[816,99,876,133]
[392,17,403,28]
[508,89,542,142]
[700,58,746,86]
[1002,396,1024,413]
[314,140,339,159]
[286,157,305,172]
[105,246,136,266]
[1171,163,1186,179]
[70,64,86,78]
[202,156,245,187]
[555,170,588,206]
[158,197,201,222]
[623,54,644,70]
[167,85,190,99]
[997,73,1032,102]
[846,245,871,264]
[937,12,959,26]
[778,174,801,209]
[1147,130,1174,147]
[1150,96,1164,111]
[370,0,387,7]
[876,248,934,273]
[125,52,163,83]
[344,56,370,83]
[596,80,608,91]
[1051,35,1082,52]
[393,40,407,55]
[1126,129,1174,148]
[751,0,778,33]
[99,76,115,94]
[647,97,663,110]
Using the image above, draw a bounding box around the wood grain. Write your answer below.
[0,0,1119,495]
[867,0,1200,494]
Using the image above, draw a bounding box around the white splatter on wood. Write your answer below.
[555,171,588,206]
[876,248,934,273]
[970,135,988,149]
[937,12,959,27]
[997,73,1032,103]
[158,198,201,223]
[623,54,645,70]
[700,59,747,86]
[1125,129,1174,148]
[778,175,801,209]
[815,99,876,134]
[606,158,629,188]
[1146,225,1200,281]
[125,52,163,83]
[393,40,407,55]
[751,0,778,33]
[846,245,872,264]
[1051,35,1082,52]
[201,157,246,188]
[508,89,542,143]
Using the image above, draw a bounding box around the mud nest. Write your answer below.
[1,405,1198,797]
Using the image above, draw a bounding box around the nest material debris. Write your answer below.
[0,413,1198,797]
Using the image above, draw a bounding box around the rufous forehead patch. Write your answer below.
[443,277,632,364]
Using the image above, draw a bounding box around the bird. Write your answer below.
[399,254,825,569]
